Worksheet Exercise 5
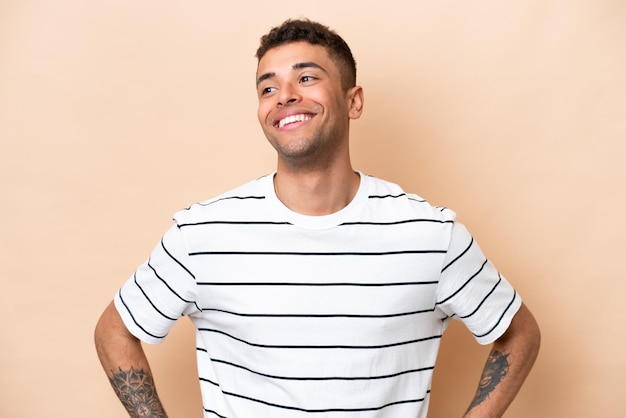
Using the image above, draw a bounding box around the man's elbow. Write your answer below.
[498,302,541,363]
[94,301,138,359]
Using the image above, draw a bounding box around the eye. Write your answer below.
[300,75,315,83]
[260,86,276,96]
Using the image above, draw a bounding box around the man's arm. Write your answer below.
[94,301,169,418]
[463,303,541,417]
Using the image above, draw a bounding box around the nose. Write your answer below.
[277,84,301,107]
[279,97,297,106]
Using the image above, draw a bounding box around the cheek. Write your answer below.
[256,105,266,126]
[257,100,274,125]
[313,90,343,112]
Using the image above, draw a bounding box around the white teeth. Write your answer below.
[278,114,312,128]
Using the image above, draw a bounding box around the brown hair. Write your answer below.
[256,19,357,90]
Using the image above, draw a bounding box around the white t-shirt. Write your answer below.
[115,172,521,418]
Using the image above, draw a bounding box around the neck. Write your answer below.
[273,163,360,216]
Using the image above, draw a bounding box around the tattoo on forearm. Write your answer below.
[467,350,510,412]
[108,367,168,418]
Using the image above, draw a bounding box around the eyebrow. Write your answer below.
[256,61,328,86]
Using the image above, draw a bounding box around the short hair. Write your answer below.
[256,19,357,90]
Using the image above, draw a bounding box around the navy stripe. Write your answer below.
[441,236,474,272]
[202,408,227,418]
[473,290,518,339]
[178,220,291,228]
[197,327,441,349]
[160,238,195,279]
[146,259,202,311]
[117,290,167,340]
[199,376,220,387]
[459,274,503,319]
[340,218,454,226]
[198,307,435,318]
[197,280,437,287]
[219,390,428,413]
[190,249,446,257]
[435,259,489,305]
[178,219,450,227]
[368,193,407,199]
[209,357,434,381]
[132,272,178,321]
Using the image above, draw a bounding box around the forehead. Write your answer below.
[256,41,338,77]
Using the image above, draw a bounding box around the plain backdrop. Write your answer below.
[1,1,625,417]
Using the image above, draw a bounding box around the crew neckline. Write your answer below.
[264,171,369,230]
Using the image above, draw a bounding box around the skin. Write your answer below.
[256,41,364,215]
[95,40,541,417]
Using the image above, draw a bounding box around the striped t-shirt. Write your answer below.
[115,172,521,418]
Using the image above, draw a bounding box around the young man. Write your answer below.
[95,19,540,418]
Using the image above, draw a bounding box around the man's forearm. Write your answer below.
[95,301,169,418]
[464,348,515,417]
[463,303,541,417]
[107,366,168,418]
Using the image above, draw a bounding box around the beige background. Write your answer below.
[1,1,625,417]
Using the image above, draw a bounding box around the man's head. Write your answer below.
[256,19,357,91]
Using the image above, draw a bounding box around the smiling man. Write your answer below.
[95,19,540,418]
[255,38,364,215]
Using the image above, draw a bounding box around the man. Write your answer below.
[95,19,540,418]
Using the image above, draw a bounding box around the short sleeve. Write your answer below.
[436,222,521,345]
[114,223,200,344]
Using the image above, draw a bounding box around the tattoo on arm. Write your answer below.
[108,367,168,418]
[466,350,510,412]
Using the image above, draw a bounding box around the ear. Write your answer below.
[347,86,364,120]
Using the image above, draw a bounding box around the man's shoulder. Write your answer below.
[173,173,273,224]
[364,174,457,222]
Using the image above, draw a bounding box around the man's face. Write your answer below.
[256,41,362,169]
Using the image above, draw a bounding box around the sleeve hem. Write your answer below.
[114,294,166,345]
[474,295,522,345]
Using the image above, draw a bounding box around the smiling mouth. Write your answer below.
[276,113,313,129]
